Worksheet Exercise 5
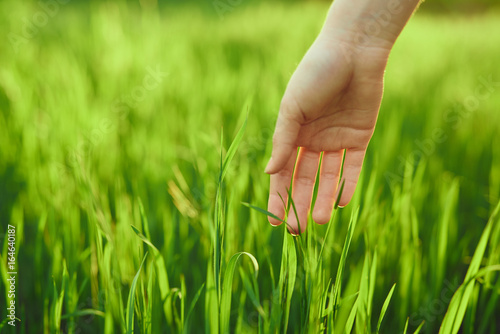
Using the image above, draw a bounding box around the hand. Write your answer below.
[266,33,391,234]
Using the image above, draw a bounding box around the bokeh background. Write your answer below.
[1,0,500,333]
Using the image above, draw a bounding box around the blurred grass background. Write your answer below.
[1,0,500,333]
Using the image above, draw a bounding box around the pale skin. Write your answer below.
[266,0,422,234]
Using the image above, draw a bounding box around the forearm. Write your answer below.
[320,0,422,50]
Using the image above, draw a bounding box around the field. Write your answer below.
[1,1,500,333]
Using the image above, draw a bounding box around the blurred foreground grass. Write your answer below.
[1,1,500,333]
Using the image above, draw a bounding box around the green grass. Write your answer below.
[1,1,500,333]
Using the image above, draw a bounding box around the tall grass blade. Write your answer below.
[344,296,358,334]
[318,182,345,268]
[126,253,148,334]
[376,283,396,333]
[131,225,171,322]
[221,113,248,182]
[51,262,67,334]
[439,200,500,334]
[220,251,259,334]
[332,208,359,315]
[276,230,298,332]
[183,284,205,334]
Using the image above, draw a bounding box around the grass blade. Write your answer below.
[376,283,396,333]
[241,202,286,224]
[126,253,148,334]
[51,262,67,334]
[413,321,425,334]
[333,208,359,315]
[220,252,259,334]
[131,225,159,253]
[439,200,500,334]
[317,182,345,267]
[403,318,409,334]
[130,225,171,323]
[183,284,205,334]
[221,113,248,182]
[344,296,358,334]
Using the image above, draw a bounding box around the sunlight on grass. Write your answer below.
[1,1,500,333]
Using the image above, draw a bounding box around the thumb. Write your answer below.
[265,99,302,174]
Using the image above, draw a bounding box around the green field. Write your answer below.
[1,1,500,333]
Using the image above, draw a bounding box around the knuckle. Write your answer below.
[295,175,315,187]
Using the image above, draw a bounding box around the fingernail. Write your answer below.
[264,157,273,174]
[268,218,279,226]
[286,226,299,236]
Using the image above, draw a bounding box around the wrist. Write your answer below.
[320,0,420,52]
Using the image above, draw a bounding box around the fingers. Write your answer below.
[268,147,366,231]
[268,150,297,226]
[287,148,321,234]
[312,151,343,224]
[265,99,302,175]
[337,149,366,207]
